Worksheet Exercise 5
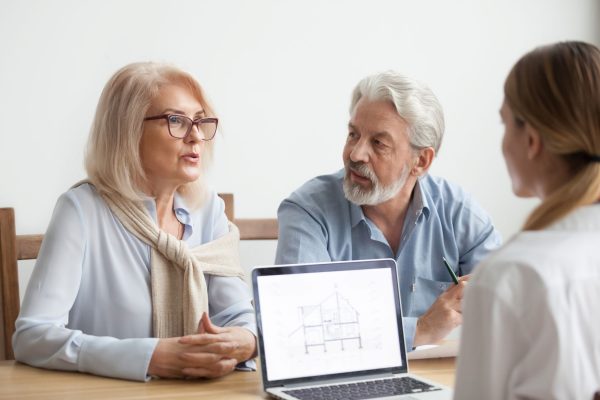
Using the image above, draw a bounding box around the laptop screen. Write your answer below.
[253,259,407,387]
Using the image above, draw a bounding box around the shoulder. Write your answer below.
[281,170,348,216]
[57,183,108,217]
[547,204,600,231]
[470,229,597,304]
[421,174,478,209]
[465,237,544,321]
[471,236,545,288]
[421,174,492,224]
[43,183,113,240]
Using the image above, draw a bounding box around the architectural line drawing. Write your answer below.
[289,288,362,354]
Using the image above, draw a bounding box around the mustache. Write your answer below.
[346,161,378,183]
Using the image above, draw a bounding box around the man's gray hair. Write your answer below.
[350,71,445,153]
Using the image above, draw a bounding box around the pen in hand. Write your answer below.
[442,256,459,285]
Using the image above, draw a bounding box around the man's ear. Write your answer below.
[525,124,543,160]
[412,147,435,176]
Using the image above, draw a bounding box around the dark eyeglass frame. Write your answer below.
[143,113,218,141]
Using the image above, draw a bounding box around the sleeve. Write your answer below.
[207,275,257,370]
[207,192,254,334]
[455,204,502,275]
[453,282,527,400]
[207,194,257,369]
[12,192,158,381]
[207,276,255,334]
[402,317,418,352]
[274,199,332,264]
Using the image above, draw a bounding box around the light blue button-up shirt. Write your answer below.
[13,183,255,381]
[275,170,502,351]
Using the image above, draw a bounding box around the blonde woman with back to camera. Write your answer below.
[455,41,600,399]
[13,63,257,381]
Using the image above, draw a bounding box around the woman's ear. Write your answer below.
[525,124,543,160]
[412,147,435,176]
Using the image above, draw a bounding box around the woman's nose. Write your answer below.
[184,124,202,143]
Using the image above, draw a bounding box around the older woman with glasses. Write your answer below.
[13,62,257,381]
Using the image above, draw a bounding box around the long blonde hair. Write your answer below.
[504,41,600,230]
[85,62,215,208]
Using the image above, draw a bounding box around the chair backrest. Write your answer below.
[0,193,277,360]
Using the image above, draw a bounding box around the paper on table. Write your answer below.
[407,339,458,360]
[407,327,460,360]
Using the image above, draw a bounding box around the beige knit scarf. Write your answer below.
[75,181,245,338]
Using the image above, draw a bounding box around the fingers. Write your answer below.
[179,327,252,363]
[452,295,463,313]
[444,280,468,300]
[415,306,462,346]
[197,312,223,335]
[452,310,463,327]
[437,289,462,312]
[455,280,468,301]
[201,312,217,333]
[182,358,237,378]
[149,336,240,379]
[189,341,239,357]
[197,312,207,334]
[180,350,224,365]
[187,314,227,344]
[178,344,238,378]
[179,332,232,346]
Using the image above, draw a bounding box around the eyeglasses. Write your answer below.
[143,113,218,141]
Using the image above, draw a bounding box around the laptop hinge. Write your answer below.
[281,372,395,388]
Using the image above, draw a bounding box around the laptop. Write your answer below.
[251,258,452,400]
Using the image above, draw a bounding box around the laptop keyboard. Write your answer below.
[282,376,440,399]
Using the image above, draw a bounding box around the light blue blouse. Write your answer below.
[275,170,502,351]
[13,184,255,381]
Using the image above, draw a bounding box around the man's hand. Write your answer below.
[413,275,470,347]
[147,313,257,379]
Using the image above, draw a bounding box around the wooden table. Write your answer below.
[0,358,455,399]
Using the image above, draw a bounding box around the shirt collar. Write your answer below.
[173,192,190,216]
[142,192,194,239]
[349,203,386,243]
[411,177,431,221]
[349,201,365,228]
[173,193,193,239]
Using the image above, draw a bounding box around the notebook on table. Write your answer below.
[251,258,452,400]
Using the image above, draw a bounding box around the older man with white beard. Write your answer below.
[275,71,502,351]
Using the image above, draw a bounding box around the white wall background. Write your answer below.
[1,0,599,299]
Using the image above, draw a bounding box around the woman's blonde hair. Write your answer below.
[504,41,600,230]
[85,62,215,208]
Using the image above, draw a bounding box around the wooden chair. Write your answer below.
[0,193,277,360]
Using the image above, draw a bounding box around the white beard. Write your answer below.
[343,162,410,206]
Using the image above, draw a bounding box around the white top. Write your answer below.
[13,184,255,381]
[455,204,600,400]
